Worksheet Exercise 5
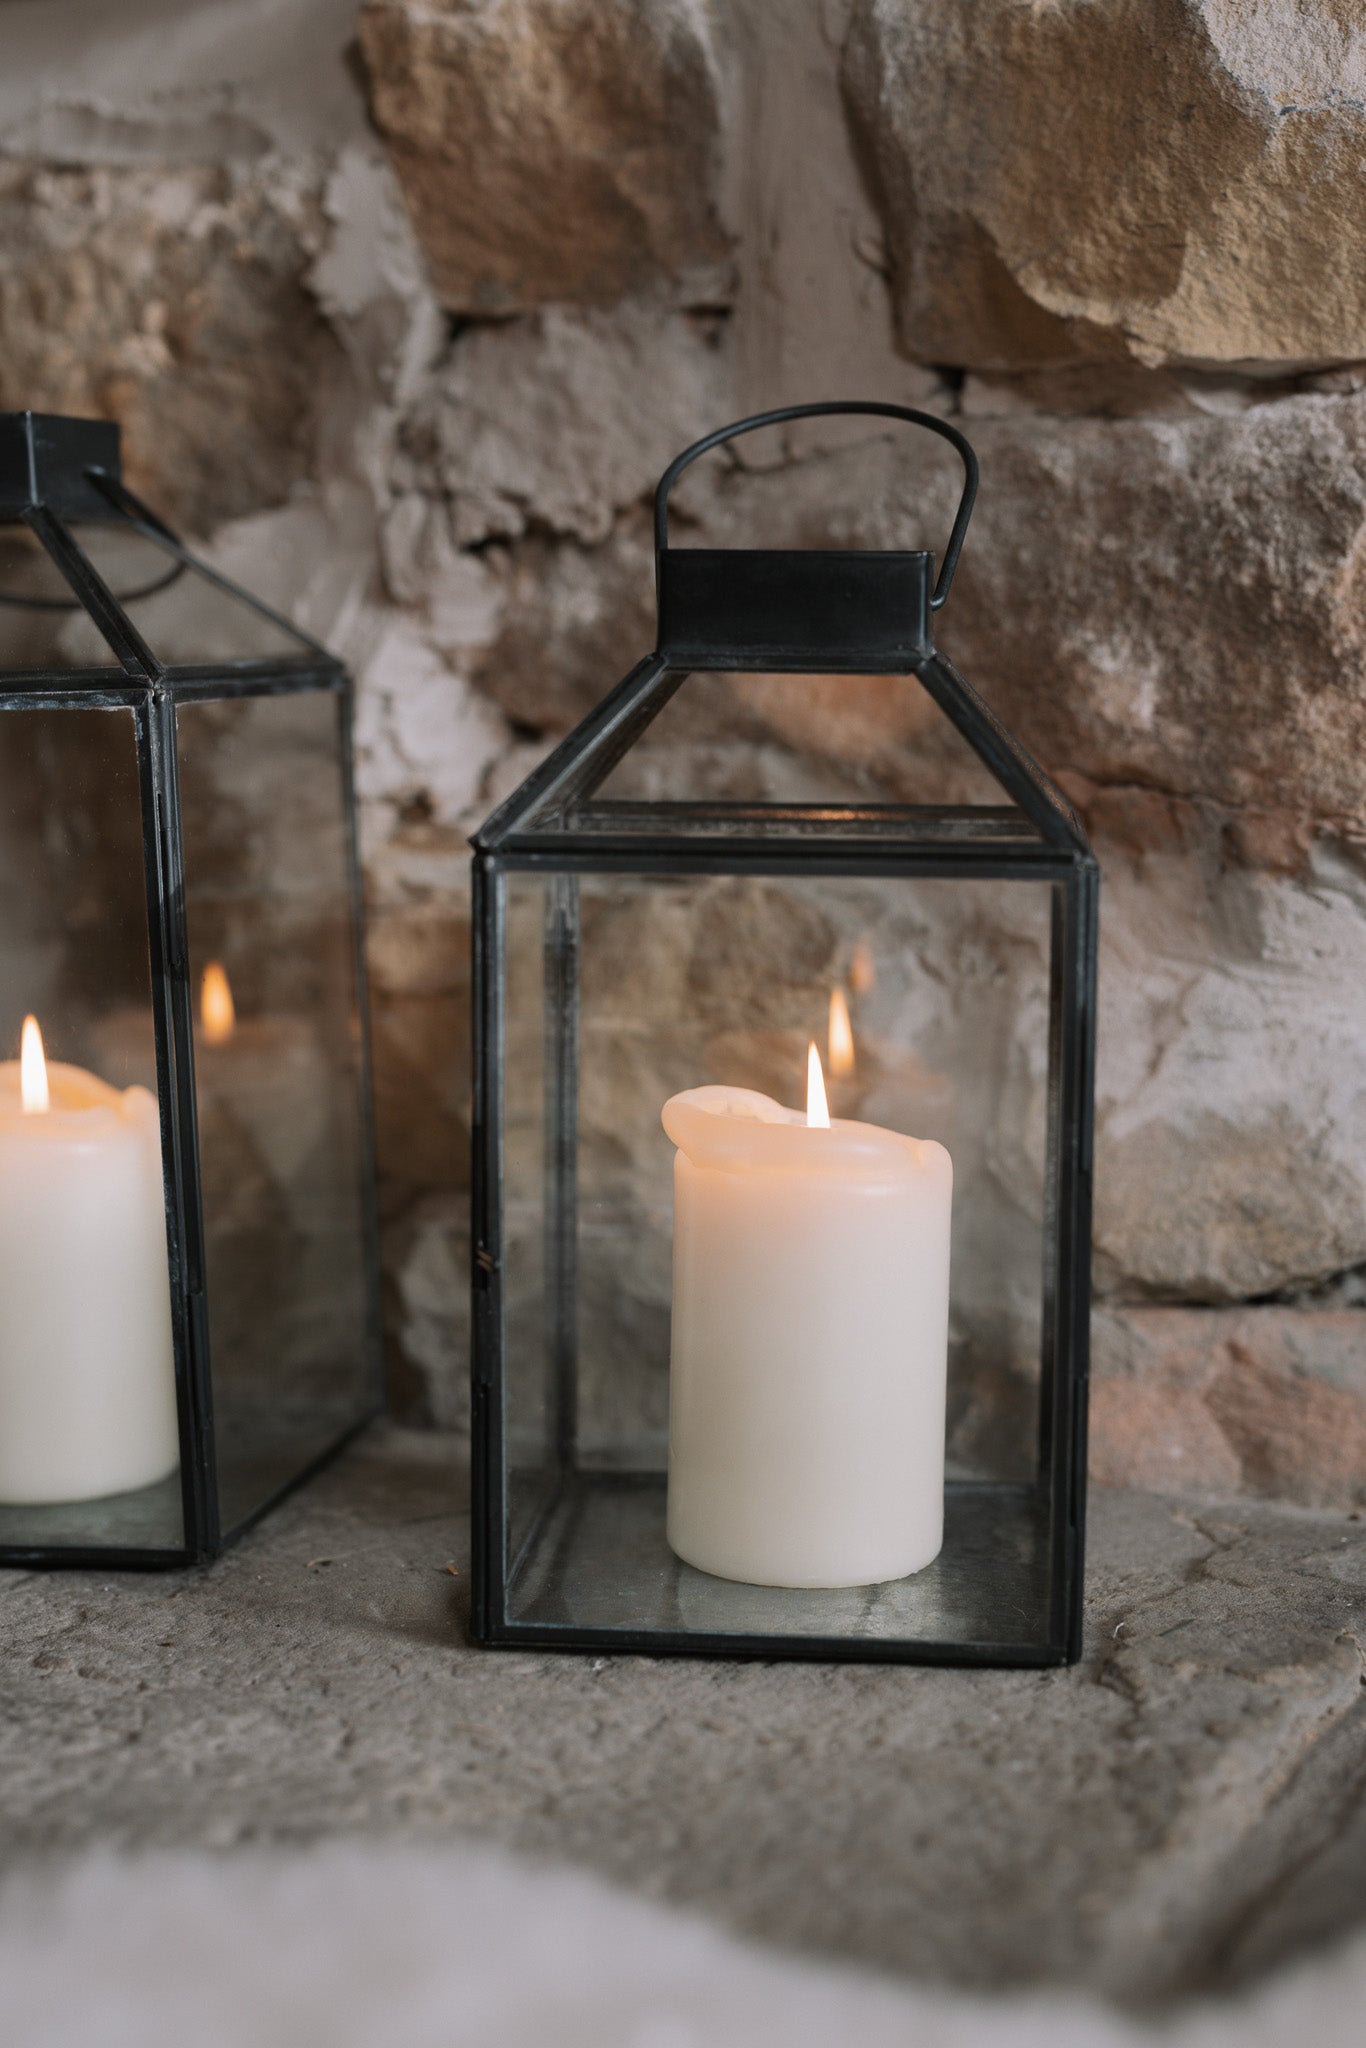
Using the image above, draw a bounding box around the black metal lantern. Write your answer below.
[0,412,382,1567]
[471,403,1097,1667]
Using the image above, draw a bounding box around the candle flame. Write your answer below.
[828,986,855,1077]
[849,940,876,997]
[201,961,236,1046]
[806,1040,830,1129]
[20,1014,49,1115]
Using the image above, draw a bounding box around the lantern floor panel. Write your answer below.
[0,1468,184,1559]
[500,1472,1058,1661]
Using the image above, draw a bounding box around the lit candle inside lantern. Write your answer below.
[0,1015,178,1505]
[662,1036,952,1589]
[201,960,236,1046]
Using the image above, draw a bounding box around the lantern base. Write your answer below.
[486,1471,1065,1666]
[0,1467,184,1561]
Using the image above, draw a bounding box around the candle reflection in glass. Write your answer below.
[828,986,855,1079]
[200,960,236,1046]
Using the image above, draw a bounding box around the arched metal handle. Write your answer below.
[653,402,979,611]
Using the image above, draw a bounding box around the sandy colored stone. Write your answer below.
[936,398,1366,835]
[1092,1305,1366,1509]
[844,0,1366,374]
[357,0,730,313]
[0,161,349,534]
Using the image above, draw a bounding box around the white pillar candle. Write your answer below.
[662,1055,952,1589]
[0,1018,178,1506]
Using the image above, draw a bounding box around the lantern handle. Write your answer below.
[653,402,978,612]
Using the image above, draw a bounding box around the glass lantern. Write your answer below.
[471,403,1098,1667]
[0,411,382,1567]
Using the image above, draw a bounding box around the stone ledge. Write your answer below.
[0,1426,1363,2003]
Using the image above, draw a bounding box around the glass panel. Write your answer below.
[502,866,1054,1647]
[502,874,558,1564]
[55,520,312,668]
[0,705,183,1554]
[0,521,123,669]
[176,688,373,1535]
[523,671,1040,843]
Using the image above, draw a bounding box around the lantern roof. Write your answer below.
[476,403,1091,863]
[0,411,327,685]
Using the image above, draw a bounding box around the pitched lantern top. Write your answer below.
[0,411,327,679]
[476,402,1092,860]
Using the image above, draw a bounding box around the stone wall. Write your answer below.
[5,0,1364,1505]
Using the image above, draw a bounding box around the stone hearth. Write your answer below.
[3,1427,1363,2005]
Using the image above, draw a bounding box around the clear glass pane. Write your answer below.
[501,865,1054,1646]
[502,874,556,1565]
[176,688,374,1535]
[0,521,122,670]
[53,521,312,668]
[527,670,1039,843]
[0,705,183,1554]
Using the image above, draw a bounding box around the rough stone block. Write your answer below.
[357,0,730,312]
[844,0,1366,374]
[0,162,348,534]
[1092,1304,1366,1510]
